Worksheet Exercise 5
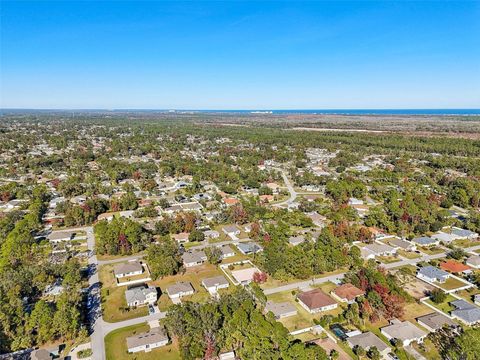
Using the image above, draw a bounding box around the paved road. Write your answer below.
[272,168,298,207]
[264,244,480,295]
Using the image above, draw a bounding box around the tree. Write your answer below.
[252,271,268,284]
[430,288,447,304]
[146,238,182,278]
[367,346,381,360]
[205,247,222,265]
[354,345,366,357]
[28,300,55,344]
[189,229,205,242]
[446,328,480,360]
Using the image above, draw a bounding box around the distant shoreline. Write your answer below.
[1,108,480,116]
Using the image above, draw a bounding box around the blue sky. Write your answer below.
[1,1,479,109]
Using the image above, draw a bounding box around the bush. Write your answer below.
[78,349,93,359]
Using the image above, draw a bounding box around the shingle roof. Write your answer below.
[411,236,437,246]
[113,261,143,276]
[166,282,194,296]
[381,321,427,342]
[202,275,229,288]
[265,301,297,317]
[298,289,336,310]
[347,332,390,352]
[332,283,365,301]
[126,327,168,349]
[416,312,456,331]
[418,266,449,281]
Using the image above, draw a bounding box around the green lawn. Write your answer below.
[397,250,421,259]
[377,255,402,264]
[401,302,434,323]
[99,264,148,323]
[452,239,480,249]
[413,337,441,360]
[418,246,445,255]
[435,277,467,291]
[261,268,347,290]
[425,294,457,314]
[104,323,180,360]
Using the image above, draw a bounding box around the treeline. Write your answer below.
[165,288,328,360]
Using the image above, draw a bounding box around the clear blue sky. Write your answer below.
[1,1,479,109]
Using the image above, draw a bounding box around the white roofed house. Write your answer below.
[125,286,157,307]
[451,227,478,240]
[450,299,480,325]
[202,275,230,296]
[47,230,76,243]
[204,230,220,240]
[388,237,416,252]
[411,236,439,247]
[236,242,263,255]
[114,261,144,279]
[126,327,169,353]
[171,232,190,243]
[222,225,241,238]
[466,255,480,269]
[431,232,459,243]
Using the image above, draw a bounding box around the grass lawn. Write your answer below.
[435,277,467,291]
[292,331,320,342]
[377,255,402,264]
[418,246,445,255]
[400,302,433,323]
[266,290,343,332]
[425,294,457,314]
[413,337,441,360]
[151,264,227,312]
[452,239,480,248]
[397,250,421,259]
[99,264,148,323]
[312,281,337,294]
[105,323,180,360]
[456,287,480,303]
[97,252,145,261]
[260,268,347,290]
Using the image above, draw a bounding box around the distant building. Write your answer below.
[331,283,365,304]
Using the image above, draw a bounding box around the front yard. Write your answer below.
[424,293,457,314]
[434,277,468,291]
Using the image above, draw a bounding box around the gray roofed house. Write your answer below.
[236,242,263,255]
[466,255,480,269]
[125,286,157,307]
[166,282,194,300]
[360,243,396,260]
[182,249,207,268]
[289,235,305,246]
[381,319,427,346]
[222,225,240,236]
[417,266,450,283]
[265,301,297,319]
[114,261,144,278]
[347,332,390,358]
[204,230,220,239]
[432,232,459,243]
[218,244,235,259]
[47,230,75,243]
[451,227,478,239]
[202,275,229,294]
[389,238,416,251]
[127,327,169,353]
[411,236,438,247]
[450,299,480,325]
[416,312,457,332]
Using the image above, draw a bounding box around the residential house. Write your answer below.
[264,301,297,319]
[297,289,338,314]
[307,212,326,227]
[218,244,235,259]
[219,351,236,360]
[440,260,472,275]
[288,235,306,246]
[417,266,450,284]
[450,299,480,325]
[236,242,263,255]
[360,243,396,260]
[380,319,427,346]
[166,282,195,300]
[474,294,480,306]
[172,232,190,243]
[432,232,459,243]
[388,238,416,252]
[47,230,75,243]
[114,261,143,279]
[231,267,260,285]
[347,332,390,359]
[331,283,365,304]
[125,286,157,307]
[182,249,207,268]
[451,227,478,240]
[411,236,439,247]
[222,225,241,238]
[416,313,457,332]
[204,230,220,240]
[202,275,229,295]
[466,255,480,269]
[126,327,169,353]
